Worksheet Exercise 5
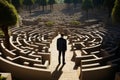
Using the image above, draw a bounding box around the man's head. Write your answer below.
[60,33,64,38]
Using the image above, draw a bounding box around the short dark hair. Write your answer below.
[61,33,64,37]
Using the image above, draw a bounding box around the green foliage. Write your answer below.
[45,21,54,27]
[79,0,82,3]
[23,0,36,13]
[70,21,81,26]
[104,0,115,8]
[104,0,115,17]
[64,0,82,4]
[23,0,36,6]
[36,0,42,5]
[64,0,73,4]
[93,0,104,7]
[112,0,120,24]
[11,0,24,10]
[40,0,48,6]
[0,0,18,27]
[36,0,48,11]
[82,0,93,11]
[0,0,18,49]
[73,0,79,4]
[48,0,56,5]
[6,0,11,3]
[0,76,6,80]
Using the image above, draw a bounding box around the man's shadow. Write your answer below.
[51,64,65,80]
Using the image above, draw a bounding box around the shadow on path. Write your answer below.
[51,64,65,80]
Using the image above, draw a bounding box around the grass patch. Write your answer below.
[45,21,55,27]
[70,20,81,26]
[37,17,42,22]
[0,29,4,37]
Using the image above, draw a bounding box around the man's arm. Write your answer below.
[65,40,67,51]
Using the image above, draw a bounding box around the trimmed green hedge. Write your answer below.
[45,21,55,27]
[70,21,81,26]
[0,76,6,80]
[112,0,120,24]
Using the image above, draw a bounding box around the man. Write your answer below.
[57,33,67,65]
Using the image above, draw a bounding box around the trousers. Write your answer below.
[58,50,65,64]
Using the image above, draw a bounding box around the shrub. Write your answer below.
[0,76,6,80]
[45,21,55,27]
[70,21,81,26]
[37,17,42,22]
[0,29,4,37]
[112,0,120,24]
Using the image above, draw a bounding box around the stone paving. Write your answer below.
[49,34,79,80]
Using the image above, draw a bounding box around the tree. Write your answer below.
[64,0,73,4]
[23,0,36,13]
[82,0,93,18]
[93,0,103,8]
[64,0,72,3]
[0,0,18,49]
[64,0,73,8]
[11,0,24,12]
[112,0,120,24]
[6,0,11,3]
[73,0,79,8]
[40,0,48,12]
[104,0,115,17]
[36,0,41,8]
[48,0,55,11]
[78,0,82,3]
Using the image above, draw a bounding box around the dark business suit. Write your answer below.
[57,37,67,64]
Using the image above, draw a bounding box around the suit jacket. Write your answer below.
[57,37,67,51]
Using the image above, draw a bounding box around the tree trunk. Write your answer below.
[74,3,77,9]
[108,8,111,18]
[50,5,52,11]
[45,6,47,11]
[86,10,88,19]
[50,4,53,11]
[29,5,31,14]
[1,26,10,49]
[52,4,53,10]
[39,5,41,9]
[42,6,44,12]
